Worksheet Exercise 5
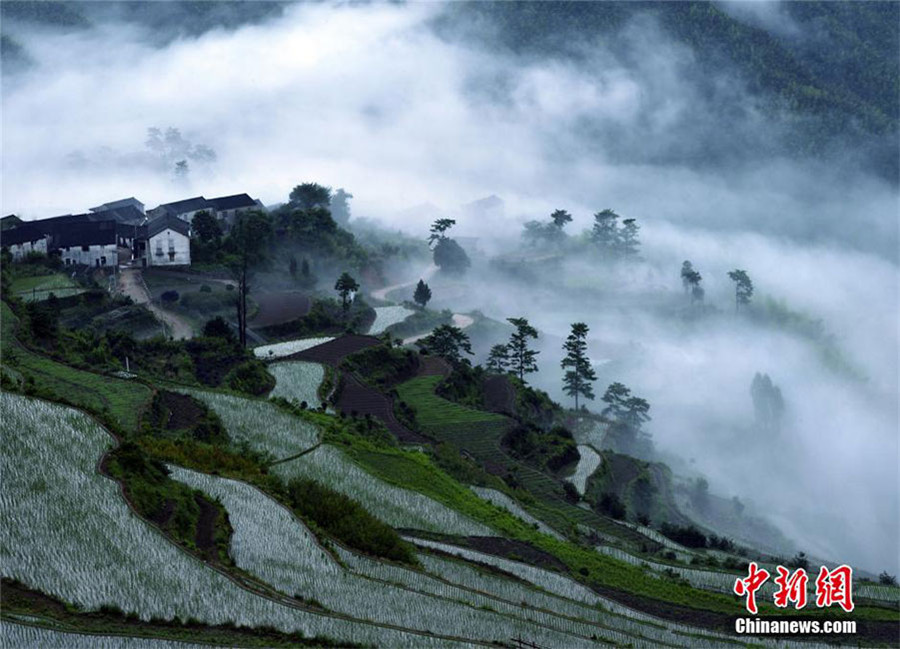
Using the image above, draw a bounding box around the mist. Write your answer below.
[2,2,897,573]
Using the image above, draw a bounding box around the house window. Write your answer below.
[82,245,90,252]
[169,251,176,261]
[100,256,107,266]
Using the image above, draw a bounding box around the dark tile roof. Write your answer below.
[1,222,45,246]
[88,205,145,225]
[147,213,190,238]
[89,197,144,212]
[156,196,211,215]
[209,193,257,210]
[53,220,117,248]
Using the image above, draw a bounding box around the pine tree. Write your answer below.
[486,344,510,372]
[560,322,597,410]
[619,218,640,257]
[727,269,754,313]
[413,279,432,309]
[507,317,539,382]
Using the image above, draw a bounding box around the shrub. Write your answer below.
[202,316,235,342]
[200,284,212,293]
[659,522,708,549]
[161,290,180,304]
[224,360,275,396]
[285,478,414,564]
[595,492,626,520]
[878,571,897,586]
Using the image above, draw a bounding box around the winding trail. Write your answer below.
[370,265,438,302]
[118,268,194,340]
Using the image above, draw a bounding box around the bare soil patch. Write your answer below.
[249,291,311,328]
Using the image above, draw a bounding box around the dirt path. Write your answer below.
[371,265,438,301]
[118,268,194,340]
[402,312,475,345]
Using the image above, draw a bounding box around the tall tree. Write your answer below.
[727,269,754,313]
[290,182,332,210]
[681,261,695,294]
[591,209,620,254]
[334,272,360,315]
[601,382,631,421]
[619,218,640,257]
[551,209,572,229]
[486,344,510,373]
[330,188,353,226]
[428,218,456,247]
[622,396,651,429]
[507,317,539,382]
[433,238,471,275]
[224,210,273,347]
[561,322,597,410]
[417,324,472,365]
[191,210,221,243]
[413,279,432,309]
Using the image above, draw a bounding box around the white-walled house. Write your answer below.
[2,223,48,260]
[54,221,118,267]
[143,214,191,267]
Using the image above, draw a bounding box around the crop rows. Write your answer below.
[252,337,334,359]
[409,539,826,649]
[268,361,325,408]
[0,394,481,648]
[369,305,414,335]
[569,445,602,495]
[469,486,564,540]
[0,622,228,649]
[168,466,624,648]
[173,388,318,461]
[272,444,491,535]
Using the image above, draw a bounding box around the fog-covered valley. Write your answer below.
[2,0,897,582]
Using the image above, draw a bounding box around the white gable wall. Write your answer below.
[147,229,190,266]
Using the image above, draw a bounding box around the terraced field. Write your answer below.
[395,373,660,549]
[369,305,414,335]
[169,388,319,461]
[268,361,325,408]
[272,444,491,536]
[470,486,564,540]
[0,623,229,649]
[168,467,630,648]
[569,445,602,495]
[0,393,486,649]
[0,303,152,432]
[252,337,334,359]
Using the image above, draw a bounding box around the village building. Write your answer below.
[141,214,191,267]
[2,222,48,260]
[147,196,213,223]
[53,221,118,267]
[208,193,261,226]
[89,197,145,215]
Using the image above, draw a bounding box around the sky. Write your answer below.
[2,1,897,572]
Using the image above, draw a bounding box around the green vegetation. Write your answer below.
[384,307,451,339]
[286,478,414,564]
[502,424,580,476]
[396,375,508,434]
[341,343,418,389]
[104,442,233,565]
[1,302,152,433]
[260,297,374,340]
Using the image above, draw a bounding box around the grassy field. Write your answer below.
[10,273,85,302]
[396,375,508,431]
[1,303,151,432]
[395,374,653,546]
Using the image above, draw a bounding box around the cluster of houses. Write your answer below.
[1,193,262,269]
